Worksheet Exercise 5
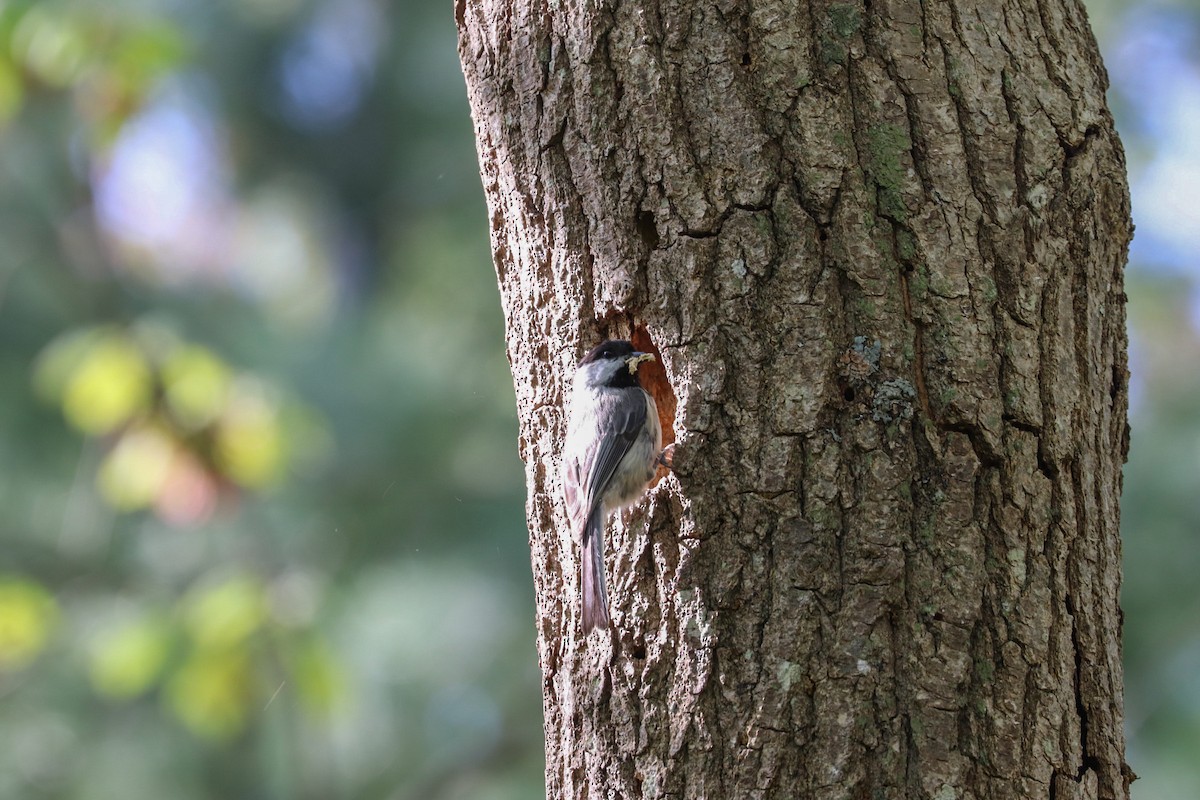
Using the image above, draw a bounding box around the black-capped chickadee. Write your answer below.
[562,339,663,632]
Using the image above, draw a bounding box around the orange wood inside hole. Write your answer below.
[630,328,676,479]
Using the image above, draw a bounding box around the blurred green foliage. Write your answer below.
[0,0,1196,798]
[0,0,537,798]
[0,577,57,670]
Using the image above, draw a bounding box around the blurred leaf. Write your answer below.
[214,380,284,487]
[112,22,187,86]
[293,637,346,716]
[184,575,267,650]
[0,578,58,671]
[0,57,23,126]
[96,423,174,510]
[231,183,337,329]
[89,614,172,699]
[33,327,99,404]
[57,330,152,435]
[75,22,190,141]
[11,6,88,88]
[161,345,231,429]
[165,649,252,741]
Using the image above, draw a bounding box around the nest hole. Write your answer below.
[630,325,677,459]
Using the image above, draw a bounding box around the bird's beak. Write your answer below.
[627,352,655,374]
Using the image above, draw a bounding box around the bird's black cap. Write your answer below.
[579,339,637,366]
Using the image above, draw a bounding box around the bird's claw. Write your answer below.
[656,443,676,471]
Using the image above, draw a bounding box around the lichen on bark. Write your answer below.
[457,0,1133,798]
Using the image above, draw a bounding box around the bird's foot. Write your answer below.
[656,443,676,471]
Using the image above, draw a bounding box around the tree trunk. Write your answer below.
[456,0,1132,798]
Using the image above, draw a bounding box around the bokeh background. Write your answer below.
[0,0,1193,797]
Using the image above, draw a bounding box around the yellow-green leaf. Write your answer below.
[214,382,284,487]
[62,333,152,435]
[113,23,188,85]
[184,575,266,650]
[0,58,23,127]
[89,615,172,699]
[11,7,87,88]
[0,578,58,671]
[293,637,346,716]
[162,345,231,429]
[165,650,252,741]
[97,424,174,510]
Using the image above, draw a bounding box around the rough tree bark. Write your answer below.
[457,1,1132,798]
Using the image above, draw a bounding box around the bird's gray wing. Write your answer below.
[582,392,648,513]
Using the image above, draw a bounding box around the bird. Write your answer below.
[561,339,663,632]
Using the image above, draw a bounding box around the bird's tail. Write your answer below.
[580,508,610,632]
